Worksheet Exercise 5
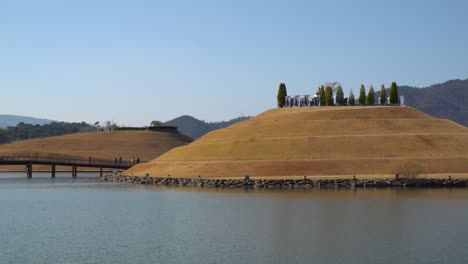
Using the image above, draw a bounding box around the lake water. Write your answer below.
[1,173,468,264]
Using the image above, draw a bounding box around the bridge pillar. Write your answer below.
[100,167,103,177]
[72,165,77,178]
[51,164,56,178]
[26,163,32,178]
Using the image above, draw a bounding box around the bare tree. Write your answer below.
[396,161,422,179]
[323,81,342,94]
[104,121,118,131]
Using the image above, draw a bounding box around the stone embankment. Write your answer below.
[101,175,468,189]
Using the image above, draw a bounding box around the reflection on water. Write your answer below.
[0,175,467,264]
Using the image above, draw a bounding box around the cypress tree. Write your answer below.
[319,85,326,106]
[325,86,334,106]
[358,85,366,105]
[366,85,375,105]
[389,81,399,104]
[379,84,387,105]
[349,90,355,106]
[277,83,287,108]
[335,85,344,106]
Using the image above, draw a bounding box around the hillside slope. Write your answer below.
[0,130,192,162]
[126,106,468,178]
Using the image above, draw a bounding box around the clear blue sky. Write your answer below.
[0,0,467,125]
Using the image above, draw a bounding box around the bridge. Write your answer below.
[0,152,136,178]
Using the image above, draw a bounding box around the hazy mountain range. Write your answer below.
[0,115,52,128]
[163,116,251,139]
[376,78,468,126]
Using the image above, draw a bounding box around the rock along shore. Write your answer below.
[101,175,468,189]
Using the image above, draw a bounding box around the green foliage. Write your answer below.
[380,84,387,105]
[366,85,375,105]
[319,85,326,106]
[349,90,355,106]
[389,81,399,104]
[150,120,162,127]
[0,131,10,144]
[0,121,96,143]
[277,83,288,108]
[335,85,344,105]
[358,85,366,105]
[325,86,334,106]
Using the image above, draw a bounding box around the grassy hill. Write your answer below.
[126,106,468,178]
[0,130,192,163]
[163,115,250,139]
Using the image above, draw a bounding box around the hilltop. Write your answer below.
[0,129,192,162]
[126,106,468,178]
[378,78,468,126]
[163,115,250,139]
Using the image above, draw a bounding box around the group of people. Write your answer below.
[87,156,140,166]
[113,156,140,165]
[130,157,140,165]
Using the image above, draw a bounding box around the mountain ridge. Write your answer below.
[0,114,52,128]
[163,115,251,139]
[377,78,468,126]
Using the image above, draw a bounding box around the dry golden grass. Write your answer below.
[0,130,192,171]
[126,106,468,178]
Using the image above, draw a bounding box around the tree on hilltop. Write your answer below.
[349,90,355,106]
[150,120,162,127]
[366,85,375,105]
[335,85,344,105]
[277,83,288,108]
[325,86,334,106]
[389,81,399,104]
[358,85,366,105]
[319,85,326,106]
[379,84,387,105]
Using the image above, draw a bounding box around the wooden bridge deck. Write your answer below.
[0,152,138,178]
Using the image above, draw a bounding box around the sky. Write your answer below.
[0,0,467,125]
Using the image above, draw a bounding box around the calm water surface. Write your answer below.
[1,173,467,264]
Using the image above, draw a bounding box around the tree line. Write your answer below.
[277,81,399,107]
[0,121,97,144]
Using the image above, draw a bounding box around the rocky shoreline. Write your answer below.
[101,175,468,189]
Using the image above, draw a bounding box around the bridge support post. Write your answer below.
[72,165,77,178]
[26,163,32,178]
[100,167,103,177]
[51,164,56,178]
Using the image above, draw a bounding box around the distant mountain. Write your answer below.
[164,115,251,139]
[374,79,468,127]
[0,115,52,128]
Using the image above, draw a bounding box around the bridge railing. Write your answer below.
[0,152,139,168]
